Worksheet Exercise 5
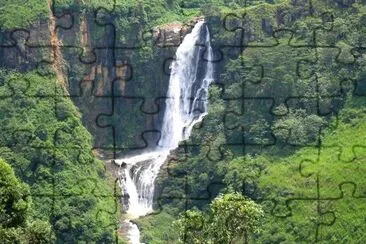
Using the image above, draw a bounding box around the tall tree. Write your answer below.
[0,158,54,243]
[174,192,264,243]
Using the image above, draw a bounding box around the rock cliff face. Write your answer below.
[0,8,199,153]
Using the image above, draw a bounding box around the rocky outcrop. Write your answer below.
[47,0,68,93]
[152,17,203,47]
[105,159,130,212]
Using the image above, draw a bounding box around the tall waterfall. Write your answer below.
[116,20,213,244]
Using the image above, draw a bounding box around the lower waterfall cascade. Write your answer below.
[115,20,214,244]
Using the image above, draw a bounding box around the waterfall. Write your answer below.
[116,20,214,244]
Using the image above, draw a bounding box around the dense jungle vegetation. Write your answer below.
[1,0,366,243]
[0,71,118,242]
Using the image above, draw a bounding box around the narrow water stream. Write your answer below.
[115,20,214,244]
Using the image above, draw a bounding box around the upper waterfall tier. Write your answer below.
[158,20,214,150]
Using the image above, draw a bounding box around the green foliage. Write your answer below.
[209,193,263,242]
[24,220,54,244]
[174,209,206,243]
[0,158,30,228]
[0,70,117,242]
[223,155,268,198]
[0,158,55,243]
[272,109,326,145]
[256,104,366,242]
[135,211,179,243]
[0,0,49,29]
[174,192,264,243]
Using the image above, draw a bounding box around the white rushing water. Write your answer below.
[115,20,214,244]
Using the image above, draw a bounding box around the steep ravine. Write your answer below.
[47,0,68,93]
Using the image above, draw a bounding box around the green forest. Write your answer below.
[1,0,366,243]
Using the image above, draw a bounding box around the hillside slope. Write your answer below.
[0,70,118,242]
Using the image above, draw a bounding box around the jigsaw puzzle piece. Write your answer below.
[221,8,278,49]
[0,29,17,47]
[286,199,335,243]
[257,196,335,243]
[24,148,56,198]
[61,47,136,98]
[205,10,277,63]
[289,9,334,46]
[156,175,224,214]
[348,47,366,97]
[111,51,172,98]
[160,134,232,181]
[94,2,151,51]
[316,47,358,96]
[271,96,344,147]
[51,47,104,97]
[222,155,268,201]
[317,183,366,242]
[0,73,18,98]
[54,8,114,49]
[223,98,276,151]
[68,96,111,149]
[182,107,230,161]
[0,146,55,197]
[309,1,364,47]
[159,142,202,178]
[5,72,60,98]
[93,179,120,232]
[272,104,326,147]
[299,136,366,199]
[0,29,55,71]
[23,7,71,48]
[48,0,76,29]
[52,164,119,241]
[95,96,164,151]
[258,151,321,202]
[52,194,118,243]
[0,0,73,52]
[156,137,228,205]
[219,44,318,110]
[214,0,315,61]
